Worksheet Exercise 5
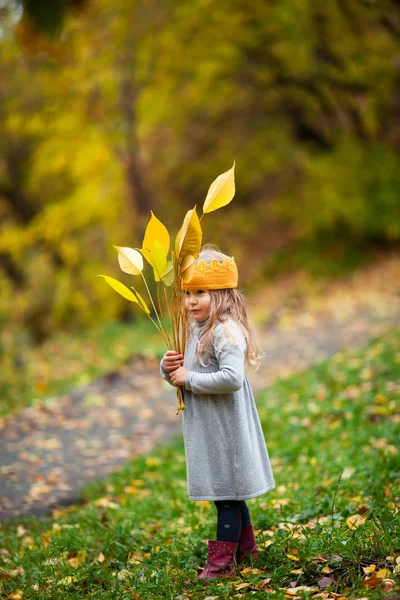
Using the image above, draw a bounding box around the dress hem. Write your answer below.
[188,484,276,502]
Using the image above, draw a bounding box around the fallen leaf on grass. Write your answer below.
[146,457,161,467]
[67,557,81,568]
[312,555,329,564]
[346,514,367,530]
[361,576,383,588]
[235,582,252,590]
[16,525,27,537]
[284,586,319,596]
[376,568,391,578]
[259,539,274,549]
[241,567,263,575]
[291,568,304,575]
[94,497,119,509]
[362,564,376,575]
[321,566,333,574]
[286,554,300,562]
[255,578,272,589]
[318,576,333,589]
[57,576,77,586]
[96,552,105,563]
[124,486,140,494]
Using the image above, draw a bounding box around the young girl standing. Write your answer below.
[160,245,275,579]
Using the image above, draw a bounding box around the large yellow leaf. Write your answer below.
[142,239,167,281]
[139,247,153,268]
[114,246,143,275]
[180,254,195,283]
[174,207,202,261]
[98,275,139,304]
[203,161,235,214]
[142,211,170,254]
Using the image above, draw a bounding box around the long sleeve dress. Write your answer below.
[160,317,275,501]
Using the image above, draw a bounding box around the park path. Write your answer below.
[0,254,399,522]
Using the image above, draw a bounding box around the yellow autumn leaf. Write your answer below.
[140,240,167,281]
[256,578,272,589]
[286,554,300,562]
[146,457,161,467]
[142,211,170,255]
[131,288,150,314]
[114,246,143,275]
[180,254,195,283]
[235,582,251,590]
[346,514,367,530]
[259,539,274,549]
[175,207,202,261]
[96,552,105,563]
[57,576,77,586]
[67,557,81,568]
[284,586,318,596]
[150,240,168,281]
[241,567,262,575]
[376,568,392,578]
[98,275,139,304]
[162,261,175,286]
[203,161,235,214]
[363,564,376,575]
[374,394,387,404]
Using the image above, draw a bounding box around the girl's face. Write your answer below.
[185,290,211,322]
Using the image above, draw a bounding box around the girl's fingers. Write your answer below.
[165,359,184,368]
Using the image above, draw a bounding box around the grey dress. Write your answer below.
[160,317,275,501]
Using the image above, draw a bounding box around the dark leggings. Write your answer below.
[214,500,251,542]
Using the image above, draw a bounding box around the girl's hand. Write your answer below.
[162,350,184,373]
[170,366,190,387]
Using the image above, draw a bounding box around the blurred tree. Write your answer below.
[0,0,399,348]
[0,0,90,36]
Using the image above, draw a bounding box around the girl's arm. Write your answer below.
[184,322,246,395]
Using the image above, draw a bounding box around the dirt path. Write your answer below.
[1,254,399,522]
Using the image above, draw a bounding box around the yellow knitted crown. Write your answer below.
[182,256,238,291]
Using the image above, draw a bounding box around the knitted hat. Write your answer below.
[182,256,238,290]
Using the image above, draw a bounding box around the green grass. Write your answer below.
[0,330,399,599]
[0,318,166,418]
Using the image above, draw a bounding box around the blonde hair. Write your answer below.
[184,244,260,369]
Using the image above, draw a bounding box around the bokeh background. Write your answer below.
[1,0,400,354]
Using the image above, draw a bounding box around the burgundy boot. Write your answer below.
[197,540,238,579]
[236,524,259,564]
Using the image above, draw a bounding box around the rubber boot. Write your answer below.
[197,540,238,579]
[236,524,259,564]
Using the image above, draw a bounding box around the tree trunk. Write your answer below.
[119,50,152,218]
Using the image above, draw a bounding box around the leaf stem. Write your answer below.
[157,282,172,349]
[141,272,165,336]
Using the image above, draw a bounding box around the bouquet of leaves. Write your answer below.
[98,163,236,414]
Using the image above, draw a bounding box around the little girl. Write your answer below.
[160,244,275,579]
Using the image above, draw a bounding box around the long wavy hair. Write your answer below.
[184,244,260,369]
